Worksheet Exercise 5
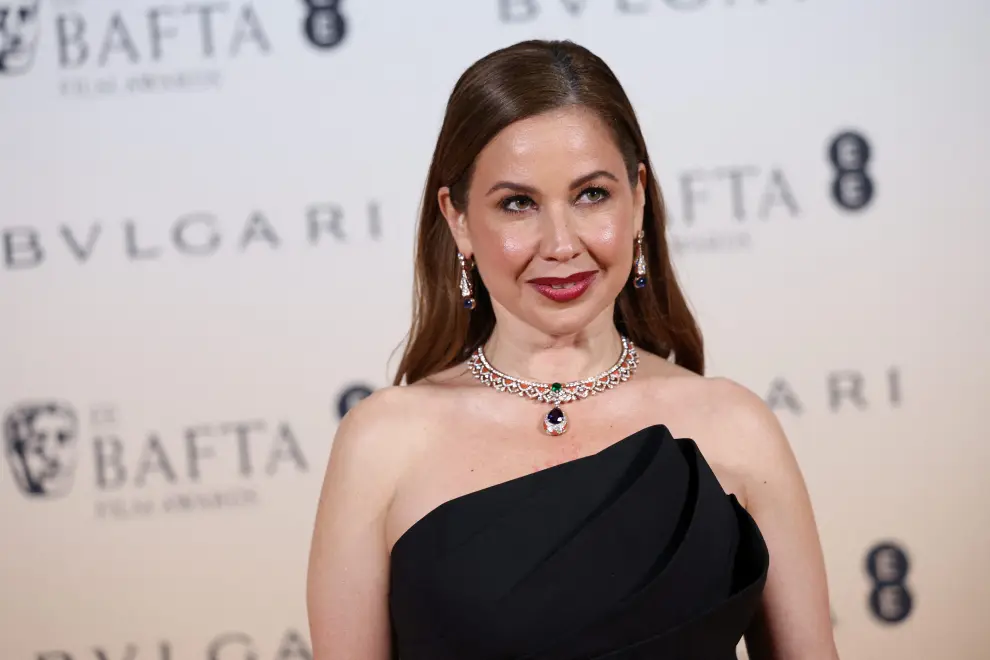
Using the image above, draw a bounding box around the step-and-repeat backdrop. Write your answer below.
[2,1,988,658]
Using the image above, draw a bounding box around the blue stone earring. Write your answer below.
[458,251,476,310]
[633,229,647,288]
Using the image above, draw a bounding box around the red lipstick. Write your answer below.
[527,271,598,303]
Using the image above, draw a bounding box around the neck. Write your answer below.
[482,308,623,383]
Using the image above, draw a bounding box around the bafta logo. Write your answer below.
[0,0,42,75]
[4,401,79,498]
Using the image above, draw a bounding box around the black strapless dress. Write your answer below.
[388,424,769,659]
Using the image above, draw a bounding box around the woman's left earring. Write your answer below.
[458,252,476,310]
[633,230,647,288]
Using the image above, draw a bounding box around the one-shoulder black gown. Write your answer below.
[388,424,769,659]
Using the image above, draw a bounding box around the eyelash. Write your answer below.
[500,185,612,214]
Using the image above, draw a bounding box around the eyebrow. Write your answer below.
[485,169,620,196]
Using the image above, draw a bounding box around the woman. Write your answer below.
[307,39,839,659]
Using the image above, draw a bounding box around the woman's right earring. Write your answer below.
[458,252,476,310]
[633,230,647,289]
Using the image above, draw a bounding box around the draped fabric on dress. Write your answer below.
[388,424,769,659]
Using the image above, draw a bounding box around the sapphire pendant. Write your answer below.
[544,406,567,436]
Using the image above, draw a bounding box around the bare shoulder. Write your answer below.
[697,376,782,437]
[685,376,793,470]
[335,384,427,437]
[327,385,433,482]
[325,376,466,490]
[633,358,793,486]
[315,387,422,520]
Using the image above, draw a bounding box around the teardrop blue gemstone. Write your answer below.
[546,407,565,425]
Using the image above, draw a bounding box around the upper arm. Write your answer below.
[713,379,839,660]
[306,388,409,660]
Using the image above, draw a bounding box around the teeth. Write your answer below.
[551,283,576,289]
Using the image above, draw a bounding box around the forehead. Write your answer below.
[471,106,623,186]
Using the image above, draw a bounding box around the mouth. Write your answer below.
[527,271,598,303]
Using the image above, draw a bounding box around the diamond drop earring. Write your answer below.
[633,229,647,288]
[458,252,476,310]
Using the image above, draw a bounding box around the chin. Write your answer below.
[523,301,611,338]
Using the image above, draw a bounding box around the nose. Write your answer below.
[538,204,582,262]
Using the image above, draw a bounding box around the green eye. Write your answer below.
[580,187,610,204]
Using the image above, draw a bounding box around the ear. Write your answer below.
[633,163,647,235]
[438,186,473,257]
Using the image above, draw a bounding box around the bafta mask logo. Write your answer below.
[4,401,79,498]
[0,0,42,75]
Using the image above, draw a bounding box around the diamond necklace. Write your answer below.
[466,336,640,436]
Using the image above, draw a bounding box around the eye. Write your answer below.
[577,186,611,204]
[501,195,535,213]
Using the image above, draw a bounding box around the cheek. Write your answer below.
[474,223,534,274]
[499,233,529,259]
[594,223,618,246]
[584,217,627,262]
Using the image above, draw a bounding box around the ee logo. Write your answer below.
[866,541,913,624]
[302,0,347,49]
[828,130,874,212]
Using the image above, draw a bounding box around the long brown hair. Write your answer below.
[392,39,703,385]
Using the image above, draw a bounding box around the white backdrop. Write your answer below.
[2,1,989,658]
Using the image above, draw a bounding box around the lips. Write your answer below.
[528,271,597,286]
[528,271,598,303]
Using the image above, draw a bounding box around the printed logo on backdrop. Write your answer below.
[764,366,902,415]
[666,163,799,254]
[3,401,79,498]
[2,201,383,272]
[866,541,913,624]
[302,0,346,50]
[829,130,874,212]
[36,628,312,660]
[498,0,808,23]
[0,0,41,74]
[3,400,309,521]
[642,129,875,255]
[337,383,374,419]
[0,0,347,96]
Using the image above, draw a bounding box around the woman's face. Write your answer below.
[441,106,646,337]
